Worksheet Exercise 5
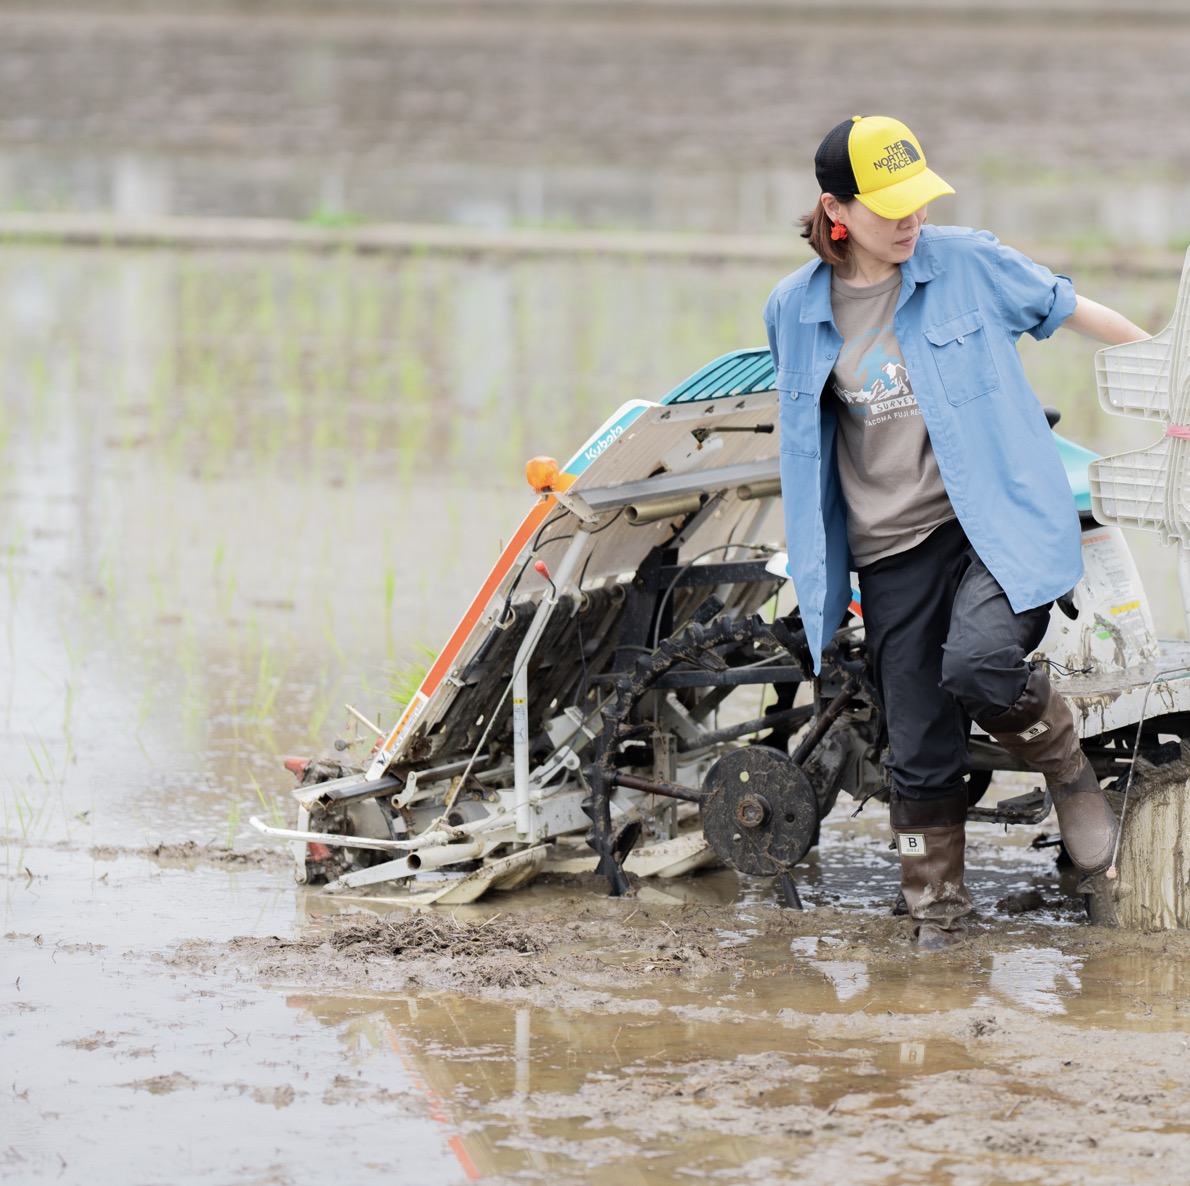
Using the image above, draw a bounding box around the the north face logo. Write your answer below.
[872,140,922,174]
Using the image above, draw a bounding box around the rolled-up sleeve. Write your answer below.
[994,240,1077,341]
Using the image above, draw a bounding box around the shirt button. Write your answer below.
[826,351,835,359]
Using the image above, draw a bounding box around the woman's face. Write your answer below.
[822,194,928,282]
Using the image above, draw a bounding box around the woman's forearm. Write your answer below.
[1063,296,1149,345]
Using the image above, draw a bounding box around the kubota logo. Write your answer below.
[584,425,624,462]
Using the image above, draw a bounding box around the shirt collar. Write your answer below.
[901,229,943,286]
[800,227,944,324]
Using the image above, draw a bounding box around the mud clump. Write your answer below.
[329,912,543,958]
[124,1071,197,1096]
[316,908,733,989]
[175,911,560,992]
[995,888,1050,914]
[166,900,755,999]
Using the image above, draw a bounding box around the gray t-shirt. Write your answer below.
[829,270,955,567]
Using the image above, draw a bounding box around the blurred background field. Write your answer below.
[1,1,1188,246]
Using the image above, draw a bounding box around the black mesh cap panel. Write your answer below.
[814,118,859,196]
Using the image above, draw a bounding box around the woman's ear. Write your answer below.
[820,193,843,224]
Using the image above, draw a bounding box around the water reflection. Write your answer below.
[280,922,1189,1186]
[986,947,1083,1016]
[815,959,871,1004]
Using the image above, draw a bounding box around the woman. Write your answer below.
[763,114,1148,948]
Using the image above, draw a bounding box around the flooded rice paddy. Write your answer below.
[2,242,1187,1185]
[4,3,1190,1181]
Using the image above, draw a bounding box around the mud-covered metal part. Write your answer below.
[966,786,1053,825]
[610,772,703,802]
[674,702,814,753]
[789,673,860,765]
[583,604,810,895]
[403,584,626,768]
[291,757,408,884]
[699,746,817,876]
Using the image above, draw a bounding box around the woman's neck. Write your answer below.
[834,256,900,288]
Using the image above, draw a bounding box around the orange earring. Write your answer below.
[830,222,849,241]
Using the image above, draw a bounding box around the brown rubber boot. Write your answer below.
[890,787,973,949]
[977,667,1118,874]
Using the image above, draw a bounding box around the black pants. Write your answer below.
[857,519,1052,803]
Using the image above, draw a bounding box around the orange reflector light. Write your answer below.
[525,455,561,493]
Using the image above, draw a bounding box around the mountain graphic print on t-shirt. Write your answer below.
[832,333,919,425]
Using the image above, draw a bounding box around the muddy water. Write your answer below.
[10,844,1190,1185]
[1,240,1187,1184]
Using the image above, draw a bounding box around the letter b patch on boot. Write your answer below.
[897,833,927,856]
[1017,721,1050,741]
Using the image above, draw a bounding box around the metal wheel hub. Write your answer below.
[700,746,817,876]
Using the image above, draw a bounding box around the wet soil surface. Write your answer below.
[7,828,1190,1185]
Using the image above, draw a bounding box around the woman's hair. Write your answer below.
[800,195,852,268]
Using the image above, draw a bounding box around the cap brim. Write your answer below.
[855,167,955,220]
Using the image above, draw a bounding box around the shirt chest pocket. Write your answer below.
[924,309,1001,405]
[776,368,820,458]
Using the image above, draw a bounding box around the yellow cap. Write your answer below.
[816,115,955,219]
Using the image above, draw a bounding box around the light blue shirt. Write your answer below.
[763,225,1081,671]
